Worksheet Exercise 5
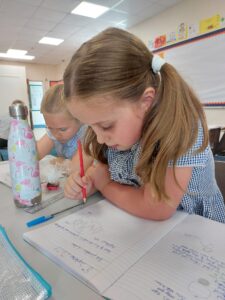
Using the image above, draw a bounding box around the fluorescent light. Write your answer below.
[0,49,34,60]
[7,49,28,56]
[71,1,109,18]
[0,53,34,60]
[39,37,64,46]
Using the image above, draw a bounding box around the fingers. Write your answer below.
[64,172,93,200]
[64,172,82,199]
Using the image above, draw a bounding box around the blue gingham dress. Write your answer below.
[47,125,86,159]
[106,127,225,223]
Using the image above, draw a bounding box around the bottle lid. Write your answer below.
[9,100,28,120]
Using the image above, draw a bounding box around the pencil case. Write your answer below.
[0,224,52,299]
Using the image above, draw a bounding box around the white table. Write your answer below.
[0,182,103,300]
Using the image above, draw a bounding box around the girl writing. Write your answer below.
[63,28,225,223]
[37,84,90,170]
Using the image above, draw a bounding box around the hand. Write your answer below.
[89,162,111,192]
[64,170,93,200]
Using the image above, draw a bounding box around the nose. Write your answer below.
[95,130,110,145]
[53,130,62,140]
[96,132,105,144]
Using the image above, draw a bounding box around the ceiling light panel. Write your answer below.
[71,1,109,18]
[38,37,64,45]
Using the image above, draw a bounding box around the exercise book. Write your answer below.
[23,199,225,300]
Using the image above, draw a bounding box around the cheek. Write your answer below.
[119,118,142,142]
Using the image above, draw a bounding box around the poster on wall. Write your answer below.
[177,22,187,40]
[166,31,176,44]
[187,23,199,38]
[199,14,220,34]
[154,35,166,48]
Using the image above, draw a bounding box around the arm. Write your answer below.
[36,133,54,160]
[91,163,192,220]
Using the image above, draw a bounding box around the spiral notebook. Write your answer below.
[23,199,225,299]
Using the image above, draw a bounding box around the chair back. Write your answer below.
[217,132,225,155]
[209,128,221,155]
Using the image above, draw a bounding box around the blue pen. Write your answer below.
[26,202,84,227]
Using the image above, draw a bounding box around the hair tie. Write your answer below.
[151,55,166,73]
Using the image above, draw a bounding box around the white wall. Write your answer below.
[0,61,63,140]
[0,60,61,93]
[0,65,28,115]
[129,0,225,127]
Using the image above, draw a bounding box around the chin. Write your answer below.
[115,145,130,151]
[108,144,132,151]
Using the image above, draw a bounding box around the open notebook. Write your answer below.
[23,200,225,300]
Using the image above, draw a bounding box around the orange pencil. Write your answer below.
[77,140,87,203]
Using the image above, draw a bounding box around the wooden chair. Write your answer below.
[215,160,225,201]
[209,127,221,155]
[216,132,225,156]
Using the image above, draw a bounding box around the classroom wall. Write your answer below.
[0,61,63,140]
[0,60,61,93]
[129,0,225,127]
[0,65,28,115]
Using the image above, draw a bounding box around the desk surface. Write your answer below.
[0,183,103,300]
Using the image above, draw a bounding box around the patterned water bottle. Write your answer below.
[8,100,42,208]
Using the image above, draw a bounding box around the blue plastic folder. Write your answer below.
[0,225,51,299]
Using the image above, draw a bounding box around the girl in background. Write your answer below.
[37,84,91,173]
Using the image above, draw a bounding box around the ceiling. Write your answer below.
[0,0,183,65]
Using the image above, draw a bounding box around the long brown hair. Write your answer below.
[64,27,208,200]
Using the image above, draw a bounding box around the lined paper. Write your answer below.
[104,214,225,300]
[23,200,187,294]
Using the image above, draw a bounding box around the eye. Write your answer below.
[101,125,113,131]
[59,128,67,132]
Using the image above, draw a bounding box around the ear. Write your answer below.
[140,87,155,112]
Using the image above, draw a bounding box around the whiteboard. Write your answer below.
[154,29,225,106]
[0,65,28,115]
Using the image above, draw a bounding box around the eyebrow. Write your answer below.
[92,120,113,126]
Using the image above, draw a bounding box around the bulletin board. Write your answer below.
[153,27,225,107]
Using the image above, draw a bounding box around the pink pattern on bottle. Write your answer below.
[23,127,33,139]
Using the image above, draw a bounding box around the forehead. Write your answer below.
[44,112,75,126]
[67,96,131,124]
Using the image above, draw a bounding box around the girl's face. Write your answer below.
[67,93,153,151]
[44,112,80,144]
